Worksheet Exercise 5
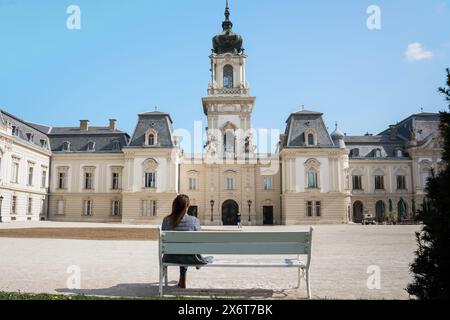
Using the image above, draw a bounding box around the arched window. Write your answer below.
[395,149,403,157]
[308,134,315,146]
[62,141,71,152]
[307,169,318,188]
[223,65,234,89]
[350,148,360,158]
[87,141,95,151]
[224,130,235,153]
[145,129,158,146]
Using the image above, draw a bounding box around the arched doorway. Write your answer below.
[222,200,239,226]
[375,201,386,222]
[353,201,364,223]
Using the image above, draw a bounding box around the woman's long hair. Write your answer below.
[167,194,190,228]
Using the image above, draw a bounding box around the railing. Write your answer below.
[208,87,249,96]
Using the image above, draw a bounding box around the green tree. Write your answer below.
[407,69,450,299]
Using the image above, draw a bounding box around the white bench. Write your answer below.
[158,227,313,298]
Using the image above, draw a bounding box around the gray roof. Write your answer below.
[0,110,51,151]
[128,111,175,148]
[282,109,336,148]
[48,126,129,153]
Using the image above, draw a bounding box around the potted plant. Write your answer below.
[389,210,399,225]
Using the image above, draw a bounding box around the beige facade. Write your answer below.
[0,111,51,222]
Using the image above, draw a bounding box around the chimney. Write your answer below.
[80,120,89,131]
[389,125,397,140]
[109,119,117,131]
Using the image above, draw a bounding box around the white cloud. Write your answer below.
[405,42,433,62]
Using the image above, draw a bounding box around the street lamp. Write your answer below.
[210,200,215,222]
[0,195,3,223]
[247,200,252,222]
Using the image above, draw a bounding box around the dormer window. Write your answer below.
[87,141,95,151]
[349,148,359,158]
[395,149,403,157]
[223,65,233,89]
[12,126,19,136]
[374,149,382,158]
[62,141,71,152]
[145,129,158,146]
[112,140,121,151]
[307,134,314,146]
[26,133,34,142]
[40,139,47,148]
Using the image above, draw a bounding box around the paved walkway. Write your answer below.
[0,222,419,299]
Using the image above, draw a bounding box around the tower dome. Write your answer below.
[331,122,346,148]
[212,0,244,54]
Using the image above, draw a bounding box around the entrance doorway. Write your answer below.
[222,200,239,226]
[353,201,364,223]
[263,206,274,225]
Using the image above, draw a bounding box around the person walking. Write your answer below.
[236,212,242,229]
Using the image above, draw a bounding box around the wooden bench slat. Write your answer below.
[161,231,310,244]
[163,258,306,268]
[162,242,309,255]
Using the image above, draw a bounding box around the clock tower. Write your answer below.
[203,0,256,160]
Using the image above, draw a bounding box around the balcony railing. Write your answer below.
[208,87,249,96]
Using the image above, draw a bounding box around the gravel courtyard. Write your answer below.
[0,222,419,300]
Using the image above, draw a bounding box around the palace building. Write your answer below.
[0,3,443,225]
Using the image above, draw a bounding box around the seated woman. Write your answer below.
[161,194,210,288]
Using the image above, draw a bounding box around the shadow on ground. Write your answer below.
[55,281,289,299]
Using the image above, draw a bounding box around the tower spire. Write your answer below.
[222,0,233,31]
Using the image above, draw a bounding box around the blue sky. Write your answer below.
[0,0,449,152]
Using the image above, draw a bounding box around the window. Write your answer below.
[374,149,382,158]
[226,177,234,190]
[350,148,360,158]
[27,197,32,215]
[397,175,407,190]
[395,149,403,157]
[112,172,120,190]
[111,200,121,216]
[62,141,70,151]
[27,166,34,186]
[40,199,46,215]
[12,126,19,136]
[375,175,384,190]
[84,172,93,190]
[142,200,158,217]
[11,161,19,183]
[56,200,65,215]
[145,172,156,188]
[307,134,315,146]
[223,65,233,89]
[307,170,318,188]
[263,177,273,190]
[315,201,321,217]
[83,200,93,216]
[112,140,121,151]
[148,134,155,146]
[87,141,95,151]
[26,133,34,142]
[58,172,66,189]
[306,201,313,217]
[189,178,197,191]
[352,175,363,190]
[41,169,47,188]
[40,139,47,148]
[11,196,17,214]
[224,130,235,153]
[421,170,430,188]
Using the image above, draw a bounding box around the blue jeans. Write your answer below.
[180,266,188,276]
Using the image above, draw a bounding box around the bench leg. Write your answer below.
[306,270,311,299]
[164,267,168,287]
[297,267,302,289]
[159,265,164,297]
